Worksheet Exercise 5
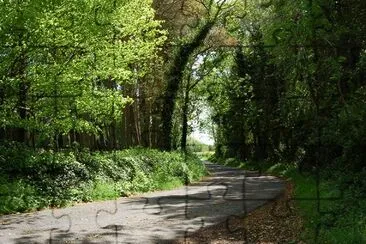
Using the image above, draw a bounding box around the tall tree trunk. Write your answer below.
[180,89,190,152]
[134,84,141,146]
[13,52,28,143]
[121,111,128,148]
[0,87,5,142]
[159,21,214,151]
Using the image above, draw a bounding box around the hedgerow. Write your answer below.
[0,142,207,214]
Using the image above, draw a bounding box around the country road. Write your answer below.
[0,162,284,244]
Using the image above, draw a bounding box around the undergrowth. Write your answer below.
[0,142,207,215]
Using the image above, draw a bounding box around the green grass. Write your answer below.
[266,165,366,243]
[0,144,207,215]
[263,163,366,243]
[212,154,366,243]
[154,178,183,191]
[88,180,120,201]
[290,172,366,243]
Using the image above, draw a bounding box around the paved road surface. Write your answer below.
[0,162,284,243]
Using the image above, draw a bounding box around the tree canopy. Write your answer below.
[0,0,365,172]
[0,0,166,147]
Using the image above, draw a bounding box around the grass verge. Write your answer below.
[212,156,366,243]
[267,163,366,243]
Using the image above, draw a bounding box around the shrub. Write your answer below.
[0,144,207,214]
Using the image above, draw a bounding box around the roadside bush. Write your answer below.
[0,144,207,214]
[0,177,45,213]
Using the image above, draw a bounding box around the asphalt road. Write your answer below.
[0,162,284,243]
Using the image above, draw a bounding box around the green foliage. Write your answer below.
[0,177,45,213]
[0,143,206,214]
[289,169,366,243]
[220,158,366,243]
[240,160,366,243]
[182,0,366,241]
[199,0,366,174]
[88,180,120,201]
[0,0,166,140]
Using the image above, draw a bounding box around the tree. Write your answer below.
[0,0,166,148]
[199,0,366,172]
[158,0,233,150]
[179,50,223,151]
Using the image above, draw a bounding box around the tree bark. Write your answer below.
[13,52,28,143]
[180,89,190,152]
[159,21,214,151]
